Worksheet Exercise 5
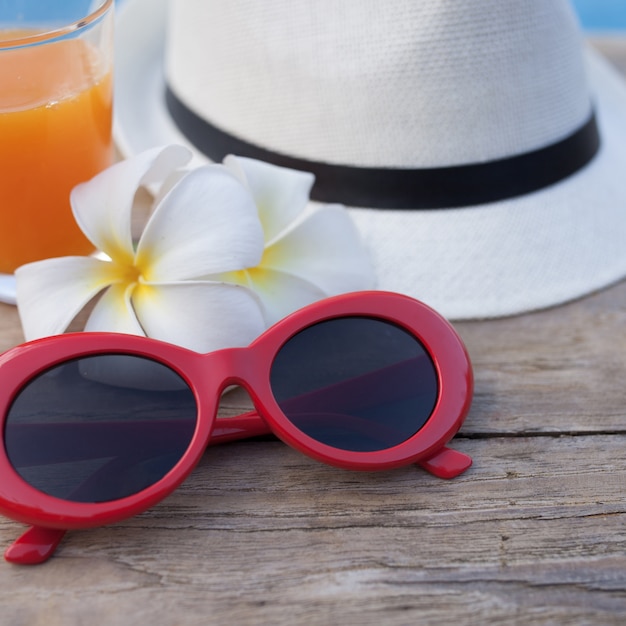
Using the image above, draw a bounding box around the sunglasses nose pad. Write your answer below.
[5,526,67,565]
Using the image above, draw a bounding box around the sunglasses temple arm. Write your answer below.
[417,446,472,479]
[212,414,472,479]
[210,411,272,445]
[4,526,66,565]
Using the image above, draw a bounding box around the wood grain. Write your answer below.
[0,38,625,626]
[1,434,624,625]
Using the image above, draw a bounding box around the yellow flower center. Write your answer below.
[122,263,142,286]
[103,259,142,291]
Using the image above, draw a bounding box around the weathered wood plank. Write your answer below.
[0,435,624,625]
[592,37,626,74]
[0,303,23,352]
[456,279,626,435]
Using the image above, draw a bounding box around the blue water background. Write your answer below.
[0,1,102,23]
[570,0,626,31]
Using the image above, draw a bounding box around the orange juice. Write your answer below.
[0,34,113,273]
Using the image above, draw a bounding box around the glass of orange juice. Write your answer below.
[0,0,114,281]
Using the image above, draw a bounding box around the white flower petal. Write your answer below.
[15,256,119,340]
[71,145,191,262]
[151,168,189,207]
[262,204,376,294]
[136,165,264,281]
[241,268,327,326]
[84,282,146,336]
[224,155,314,243]
[131,281,266,352]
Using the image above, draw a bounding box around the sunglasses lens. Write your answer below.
[270,317,438,452]
[4,355,197,503]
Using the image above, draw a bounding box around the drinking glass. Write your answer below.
[0,0,114,279]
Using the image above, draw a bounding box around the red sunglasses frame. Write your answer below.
[0,291,473,564]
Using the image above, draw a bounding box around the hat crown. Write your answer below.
[166,0,590,167]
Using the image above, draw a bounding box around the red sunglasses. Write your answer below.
[0,291,473,565]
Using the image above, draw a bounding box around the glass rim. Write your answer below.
[0,0,113,49]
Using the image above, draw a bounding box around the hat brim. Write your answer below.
[115,0,626,319]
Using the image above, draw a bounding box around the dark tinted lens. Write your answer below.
[4,354,197,503]
[269,317,438,452]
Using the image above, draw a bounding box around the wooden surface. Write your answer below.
[0,40,626,626]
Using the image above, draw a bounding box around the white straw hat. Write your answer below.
[115,0,626,319]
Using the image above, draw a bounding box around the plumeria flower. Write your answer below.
[16,146,375,353]
[16,145,268,352]
[212,155,375,325]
